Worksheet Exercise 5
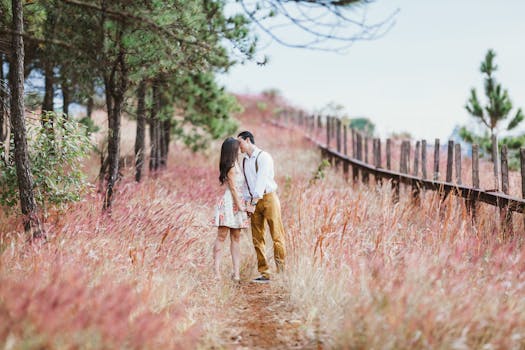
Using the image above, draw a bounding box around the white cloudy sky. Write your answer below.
[219,0,525,141]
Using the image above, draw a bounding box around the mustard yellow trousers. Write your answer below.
[251,192,286,278]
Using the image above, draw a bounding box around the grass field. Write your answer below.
[1,101,524,349]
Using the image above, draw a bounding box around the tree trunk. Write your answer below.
[41,60,55,134]
[42,61,54,113]
[161,118,171,166]
[10,0,42,237]
[155,91,162,170]
[156,116,163,169]
[97,148,106,193]
[134,79,146,182]
[149,82,159,172]
[103,48,127,210]
[86,96,94,118]
[156,98,164,169]
[61,73,70,117]
[86,81,94,118]
[103,86,122,210]
[148,113,155,171]
[159,88,169,168]
[97,85,113,193]
[0,53,5,142]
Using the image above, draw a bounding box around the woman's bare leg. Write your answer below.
[230,228,241,280]
[213,227,229,278]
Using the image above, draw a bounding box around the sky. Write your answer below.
[218,0,525,141]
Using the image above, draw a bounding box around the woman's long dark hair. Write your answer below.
[219,137,239,185]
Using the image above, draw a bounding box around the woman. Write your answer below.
[213,137,248,282]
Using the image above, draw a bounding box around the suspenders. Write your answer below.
[242,151,263,202]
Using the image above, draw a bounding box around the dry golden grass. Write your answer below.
[1,104,525,349]
[274,123,525,349]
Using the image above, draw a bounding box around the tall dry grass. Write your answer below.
[2,99,525,349]
[273,123,525,349]
[0,120,257,348]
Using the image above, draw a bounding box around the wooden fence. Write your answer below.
[276,111,525,234]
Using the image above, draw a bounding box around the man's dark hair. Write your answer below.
[238,131,255,144]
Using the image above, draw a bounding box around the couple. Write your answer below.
[212,131,286,284]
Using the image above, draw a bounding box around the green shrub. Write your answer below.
[78,116,100,135]
[0,112,93,213]
[310,159,331,184]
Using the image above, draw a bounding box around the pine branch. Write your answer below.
[58,0,210,50]
[507,108,524,131]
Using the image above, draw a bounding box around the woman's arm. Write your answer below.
[227,167,245,211]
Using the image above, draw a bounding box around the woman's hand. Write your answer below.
[233,202,246,213]
[246,204,256,214]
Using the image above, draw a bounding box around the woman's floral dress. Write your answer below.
[213,163,249,229]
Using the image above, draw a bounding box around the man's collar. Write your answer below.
[245,146,261,159]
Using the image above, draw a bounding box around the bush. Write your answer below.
[24,91,43,110]
[78,115,100,135]
[0,112,92,212]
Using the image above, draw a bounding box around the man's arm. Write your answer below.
[240,160,251,202]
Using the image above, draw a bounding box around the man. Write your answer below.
[237,131,286,283]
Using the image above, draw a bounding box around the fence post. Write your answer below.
[343,124,348,156]
[400,141,410,187]
[407,141,411,175]
[336,119,341,154]
[334,119,341,169]
[446,140,454,183]
[376,138,383,185]
[455,143,466,213]
[357,132,363,161]
[387,138,398,202]
[326,116,330,148]
[455,143,462,185]
[372,138,377,161]
[343,124,349,180]
[352,129,358,183]
[413,141,420,177]
[364,137,369,164]
[372,139,379,184]
[501,145,512,235]
[422,140,427,180]
[412,141,421,204]
[386,139,392,170]
[470,144,480,222]
[434,139,440,181]
[362,136,369,184]
[332,116,336,139]
[351,129,356,157]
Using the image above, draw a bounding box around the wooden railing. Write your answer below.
[275,111,525,233]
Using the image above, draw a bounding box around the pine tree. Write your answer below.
[460,49,524,163]
[9,0,43,238]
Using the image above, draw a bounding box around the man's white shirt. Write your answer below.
[242,146,278,202]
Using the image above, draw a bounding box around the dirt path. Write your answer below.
[220,280,318,350]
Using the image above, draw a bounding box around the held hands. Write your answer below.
[234,201,253,214]
[242,200,256,216]
[246,204,256,215]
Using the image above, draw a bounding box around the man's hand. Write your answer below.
[246,204,256,215]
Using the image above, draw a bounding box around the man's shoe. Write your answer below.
[251,276,270,284]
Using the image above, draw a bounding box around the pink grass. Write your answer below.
[2,94,525,349]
